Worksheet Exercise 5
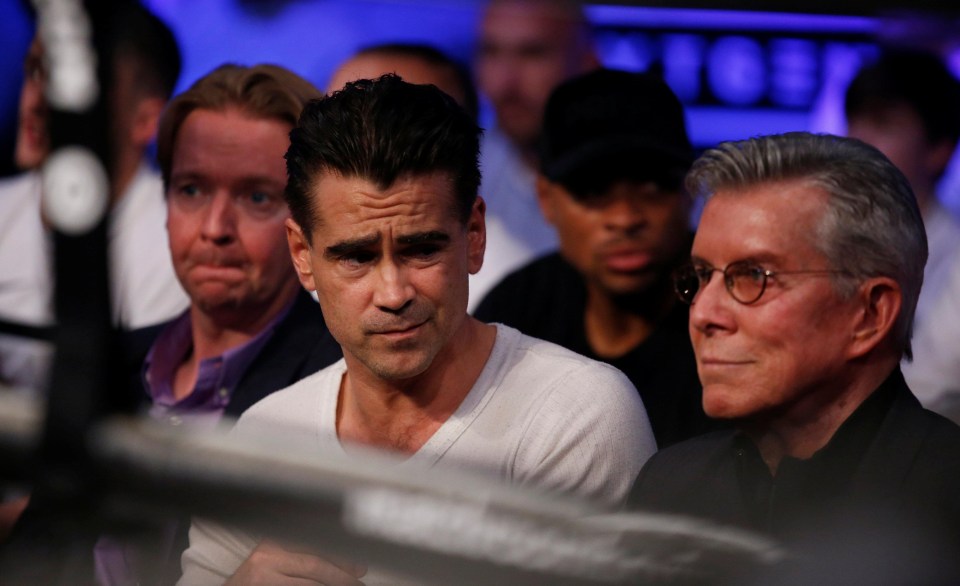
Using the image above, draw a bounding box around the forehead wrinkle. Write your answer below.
[337,191,436,233]
[697,186,829,272]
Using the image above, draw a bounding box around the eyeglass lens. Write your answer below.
[673,262,768,305]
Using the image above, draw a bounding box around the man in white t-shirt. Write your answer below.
[179,74,654,586]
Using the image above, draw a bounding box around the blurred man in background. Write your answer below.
[327,42,478,120]
[0,0,185,543]
[845,49,960,419]
[0,2,187,394]
[476,69,714,448]
[4,63,344,586]
[470,0,598,310]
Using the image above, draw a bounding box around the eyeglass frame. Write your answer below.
[673,260,852,305]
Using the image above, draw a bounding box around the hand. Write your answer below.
[225,539,367,585]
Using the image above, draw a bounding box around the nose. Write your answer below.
[200,193,238,245]
[602,195,647,235]
[480,57,520,99]
[373,259,414,314]
[689,270,735,336]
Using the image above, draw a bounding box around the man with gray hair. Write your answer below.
[628,132,960,581]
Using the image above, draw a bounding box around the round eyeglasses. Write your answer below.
[673,261,849,305]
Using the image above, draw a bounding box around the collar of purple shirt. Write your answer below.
[142,297,295,429]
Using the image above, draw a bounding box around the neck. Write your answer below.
[519,145,539,171]
[745,361,896,474]
[337,317,497,455]
[189,286,298,360]
[503,128,539,171]
[171,288,297,402]
[583,280,675,358]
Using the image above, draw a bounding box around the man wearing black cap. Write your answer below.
[475,68,714,448]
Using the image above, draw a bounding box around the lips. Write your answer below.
[190,263,245,284]
[602,249,653,272]
[369,321,425,336]
[698,357,752,367]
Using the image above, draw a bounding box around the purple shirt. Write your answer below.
[94,299,294,586]
[143,301,292,429]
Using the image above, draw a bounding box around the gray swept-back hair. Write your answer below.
[685,132,927,360]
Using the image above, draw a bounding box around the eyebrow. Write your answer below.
[397,230,451,246]
[325,234,381,259]
[323,230,451,259]
[168,170,283,187]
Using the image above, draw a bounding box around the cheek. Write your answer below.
[476,61,500,90]
[315,278,365,340]
[559,221,600,265]
[314,268,364,309]
[554,208,595,242]
[21,83,43,111]
[245,220,293,265]
[165,208,194,258]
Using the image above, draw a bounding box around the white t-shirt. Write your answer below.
[179,324,655,585]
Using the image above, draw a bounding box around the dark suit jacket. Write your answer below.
[628,369,960,584]
[123,288,342,419]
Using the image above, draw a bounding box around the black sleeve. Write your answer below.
[473,271,525,325]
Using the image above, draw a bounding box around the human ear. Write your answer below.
[925,138,955,179]
[847,276,902,360]
[131,96,165,147]
[286,218,316,292]
[535,176,560,226]
[467,196,486,275]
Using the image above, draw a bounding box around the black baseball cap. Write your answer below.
[539,68,693,197]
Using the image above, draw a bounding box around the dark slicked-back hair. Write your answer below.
[286,73,482,242]
[157,63,321,186]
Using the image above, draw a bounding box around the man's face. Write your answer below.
[847,105,939,205]
[689,180,860,422]
[476,1,593,151]
[288,172,485,382]
[15,38,49,170]
[539,178,691,297]
[166,108,299,324]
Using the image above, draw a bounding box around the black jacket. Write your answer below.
[628,369,960,584]
[123,288,342,419]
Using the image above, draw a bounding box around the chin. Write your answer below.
[701,384,749,420]
[370,364,431,383]
[364,352,433,382]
